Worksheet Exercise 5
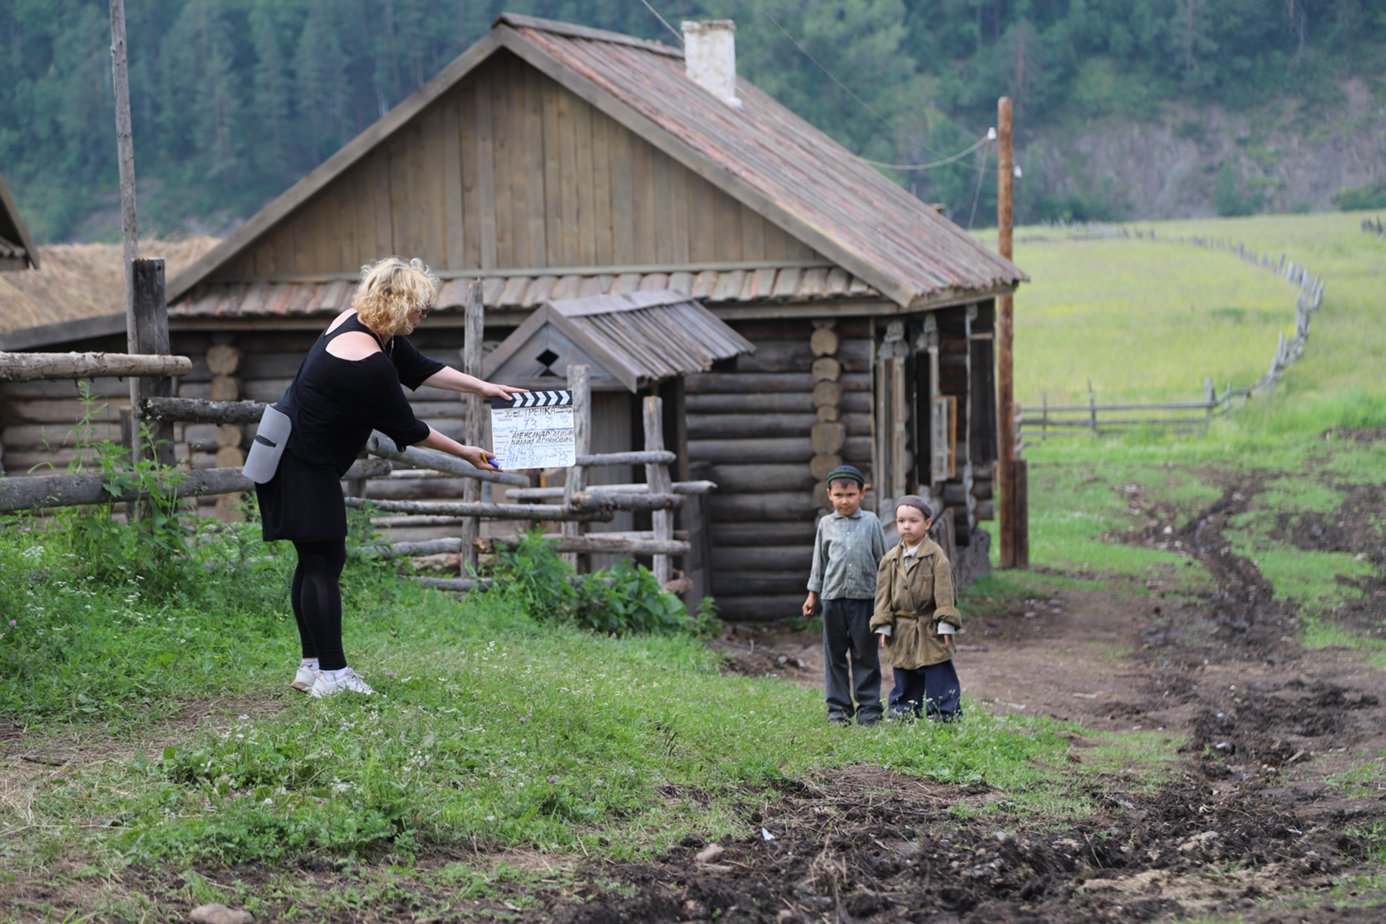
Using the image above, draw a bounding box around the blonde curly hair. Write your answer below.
[352,257,439,338]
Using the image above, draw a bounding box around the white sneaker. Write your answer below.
[290,662,319,693]
[310,667,376,698]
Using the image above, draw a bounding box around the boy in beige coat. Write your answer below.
[870,495,963,721]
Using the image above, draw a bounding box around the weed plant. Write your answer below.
[486,529,718,637]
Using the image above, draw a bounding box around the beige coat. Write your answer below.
[870,537,962,670]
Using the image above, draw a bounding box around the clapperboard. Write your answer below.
[489,390,575,469]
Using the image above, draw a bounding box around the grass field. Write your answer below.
[1009,211,1386,425]
[2,211,1383,920]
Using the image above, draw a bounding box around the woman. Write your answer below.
[256,256,522,698]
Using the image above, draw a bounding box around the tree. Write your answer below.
[249,0,294,175]
[293,0,350,161]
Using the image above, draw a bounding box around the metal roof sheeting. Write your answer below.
[501,14,1025,308]
[483,289,755,391]
[173,264,878,320]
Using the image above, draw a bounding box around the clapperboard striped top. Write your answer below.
[491,390,572,409]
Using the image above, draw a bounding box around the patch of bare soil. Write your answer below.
[553,471,1386,922]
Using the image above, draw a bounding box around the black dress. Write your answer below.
[256,313,444,542]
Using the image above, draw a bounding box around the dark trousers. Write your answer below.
[291,539,347,670]
[822,598,882,723]
[889,659,962,721]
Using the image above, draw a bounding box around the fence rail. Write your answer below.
[1019,380,1246,442]
[1015,223,1325,443]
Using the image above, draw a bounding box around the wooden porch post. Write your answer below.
[458,280,484,576]
[562,365,591,570]
[643,395,673,585]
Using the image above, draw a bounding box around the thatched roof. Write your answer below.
[0,238,218,347]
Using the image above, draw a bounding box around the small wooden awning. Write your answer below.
[483,290,754,392]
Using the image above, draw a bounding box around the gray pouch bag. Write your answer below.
[243,405,293,483]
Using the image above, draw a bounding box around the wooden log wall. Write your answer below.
[0,333,129,474]
[686,315,875,622]
[934,306,976,545]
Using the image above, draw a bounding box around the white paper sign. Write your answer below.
[489,390,575,470]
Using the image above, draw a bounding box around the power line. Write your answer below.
[638,0,684,44]
[745,0,895,131]
[743,0,986,170]
[967,144,991,229]
[860,131,993,171]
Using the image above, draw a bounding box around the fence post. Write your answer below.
[130,258,174,468]
[562,365,591,570]
[458,280,484,577]
[1204,378,1215,424]
[643,395,673,586]
[1088,380,1097,434]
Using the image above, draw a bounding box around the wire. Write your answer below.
[638,0,684,44]
[745,0,896,130]
[743,0,988,170]
[860,133,992,171]
[966,146,991,229]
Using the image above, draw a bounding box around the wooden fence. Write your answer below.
[1019,379,1244,442]
[1015,223,1325,443]
[0,280,710,597]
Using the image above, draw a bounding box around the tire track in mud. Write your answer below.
[545,480,1386,923]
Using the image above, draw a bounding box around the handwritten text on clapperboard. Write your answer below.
[489,390,575,470]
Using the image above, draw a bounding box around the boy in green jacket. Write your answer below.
[871,495,963,721]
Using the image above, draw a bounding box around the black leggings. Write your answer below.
[291,539,348,671]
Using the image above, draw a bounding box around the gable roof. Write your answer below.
[483,289,754,391]
[0,173,39,271]
[170,13,1022,314]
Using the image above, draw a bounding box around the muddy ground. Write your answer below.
[3,457,1383,922]
[546,466,1386,922]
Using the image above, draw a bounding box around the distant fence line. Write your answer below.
[1364,216,1385,238]
[1020,379,1244,442]
[1014,222,1325,444]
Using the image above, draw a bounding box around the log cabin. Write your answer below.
[0,14,1025,620]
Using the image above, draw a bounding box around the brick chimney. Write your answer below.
[682,20,741,108]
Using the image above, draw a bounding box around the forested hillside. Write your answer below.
[3,0,1384,242]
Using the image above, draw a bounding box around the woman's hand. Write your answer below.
[484,381,527,401]
[460,445,500,470]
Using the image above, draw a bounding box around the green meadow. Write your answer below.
[1002,209,1385,628]
[1010,211,1386,421]
[2,211,1384,919]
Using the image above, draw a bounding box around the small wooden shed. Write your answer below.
[485,289,753,589]
[1,13,1025,619]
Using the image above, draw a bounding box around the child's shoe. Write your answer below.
[311,667,376,698]
[290,661,319,693]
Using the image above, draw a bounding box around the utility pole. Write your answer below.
[996,96,1027,568]
[109,0,138,342]
[110,0,174,467]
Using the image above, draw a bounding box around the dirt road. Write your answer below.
[552,471,1386,922]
